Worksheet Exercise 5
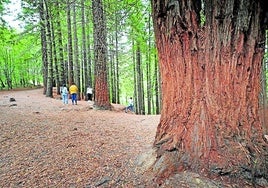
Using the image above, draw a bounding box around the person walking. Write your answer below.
[61,84,68,104]
[125,97,134,113]
[69,82,78,105]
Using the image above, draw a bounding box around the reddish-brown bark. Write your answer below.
[151,0,268,185]
[94,75,112,110]
[92,0,111,110]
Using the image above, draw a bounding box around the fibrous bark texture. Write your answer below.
[92,0,111,110]
[151,0,268,185]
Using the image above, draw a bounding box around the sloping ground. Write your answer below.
[0,88,266,187]
[0,88,160,187]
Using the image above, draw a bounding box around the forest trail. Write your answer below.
[0,88,160,187]
[1,88,266,188]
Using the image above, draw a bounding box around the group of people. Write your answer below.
[61,83,134,113]
[61,83,79,105]
[61,83,94,105]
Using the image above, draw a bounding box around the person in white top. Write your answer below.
[125,97,134,113]
[87,85,93,101]
[61,84,68,104]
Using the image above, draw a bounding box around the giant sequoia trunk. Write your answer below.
[151,0,268,185]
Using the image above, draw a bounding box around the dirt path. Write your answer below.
[0,88,160,187]
[2,89,266,188]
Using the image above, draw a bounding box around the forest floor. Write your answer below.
[0,88,267,188]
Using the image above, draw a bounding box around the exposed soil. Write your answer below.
[0,88,267,188]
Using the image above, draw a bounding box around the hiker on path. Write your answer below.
[61,84,68,104]
[125,97,134,113]
[69,83,78,105]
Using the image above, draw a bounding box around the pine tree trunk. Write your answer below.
[151,0,268,185]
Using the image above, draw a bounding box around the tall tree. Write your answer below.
[81,0,88,100]
[44,0,53,97]
[114,15,120,104]
[146,11,153,114]
[39,0,48,95]
[51,18,60,94]
[135,43,145,114]
[153,53,161,114]
[92,0,111,110]
[55,0,66,92]
[67,0,74,85]
[72,1,80,100]
[151,0,268,186]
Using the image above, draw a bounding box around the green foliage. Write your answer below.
[0,0,10,15]
[0,0,159,113]
[0,0,11,27]
[0,26,42,89]
[200,8,206,26]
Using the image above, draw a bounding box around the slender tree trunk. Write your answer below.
[87,5,93,91]
[115,14,120,104]
[154,53,161,115]
[44,0,53,97]
[146,13,152,114]
[135,43,145,115]
[39,0,48,95]
[132,39,137,113]
[51,20,60,94]
[81,0,88,100]
[87,40,93,90]
[107,33,115,103]
[72,2,80,100]
[109,43,116,103]
[55,0,66,87]
[92,0,111,110]
[151,0,268,185]
[67,0,74,85]
[87,33,93,90]
[146,55,152,114]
